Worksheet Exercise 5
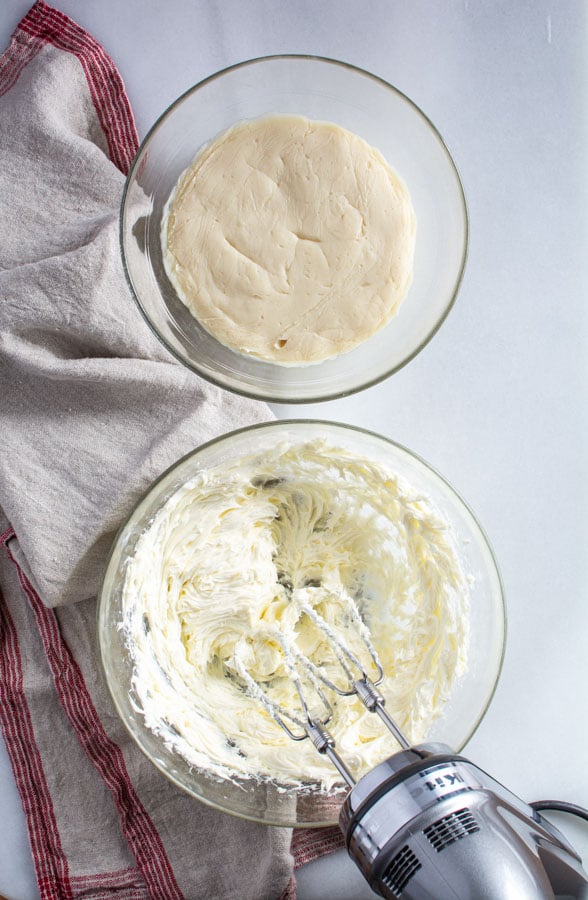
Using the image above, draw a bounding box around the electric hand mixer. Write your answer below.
[233,591,588,900]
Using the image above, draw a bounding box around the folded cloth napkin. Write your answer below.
[0,3,343,898]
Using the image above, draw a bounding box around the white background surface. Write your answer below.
[1,2,587,898]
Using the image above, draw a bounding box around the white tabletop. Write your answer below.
[1,2,587,898]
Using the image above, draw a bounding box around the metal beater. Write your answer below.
[232,591,588,900]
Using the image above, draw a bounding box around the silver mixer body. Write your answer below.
[340,743,588,900]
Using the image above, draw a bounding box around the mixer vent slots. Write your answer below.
[381,844,421,897]
[424,807,480,853]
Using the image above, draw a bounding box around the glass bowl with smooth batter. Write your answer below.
[98,420,504,827]
[120,55,468,403]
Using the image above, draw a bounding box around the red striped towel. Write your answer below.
[0,3,343,898]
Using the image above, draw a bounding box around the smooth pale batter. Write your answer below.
[122,440,469,789]
[162,115,416,364]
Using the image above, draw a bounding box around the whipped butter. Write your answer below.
[162,115,416,364]
[121,440,469,789]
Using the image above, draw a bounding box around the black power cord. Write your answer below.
[531,800,588,824]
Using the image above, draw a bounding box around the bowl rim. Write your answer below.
[119,54,469,404]
[97,418,506,827]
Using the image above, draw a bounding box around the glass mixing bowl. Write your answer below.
[120,56,468,403]
[98,420,504,827]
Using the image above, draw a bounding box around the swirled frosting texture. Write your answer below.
[162,115,416,364]
[122,440,468,788]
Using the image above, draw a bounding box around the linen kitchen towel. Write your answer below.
[0,3,343,898]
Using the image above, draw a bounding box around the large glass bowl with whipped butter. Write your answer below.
[120,56,468,403]
[98,420,504,827]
